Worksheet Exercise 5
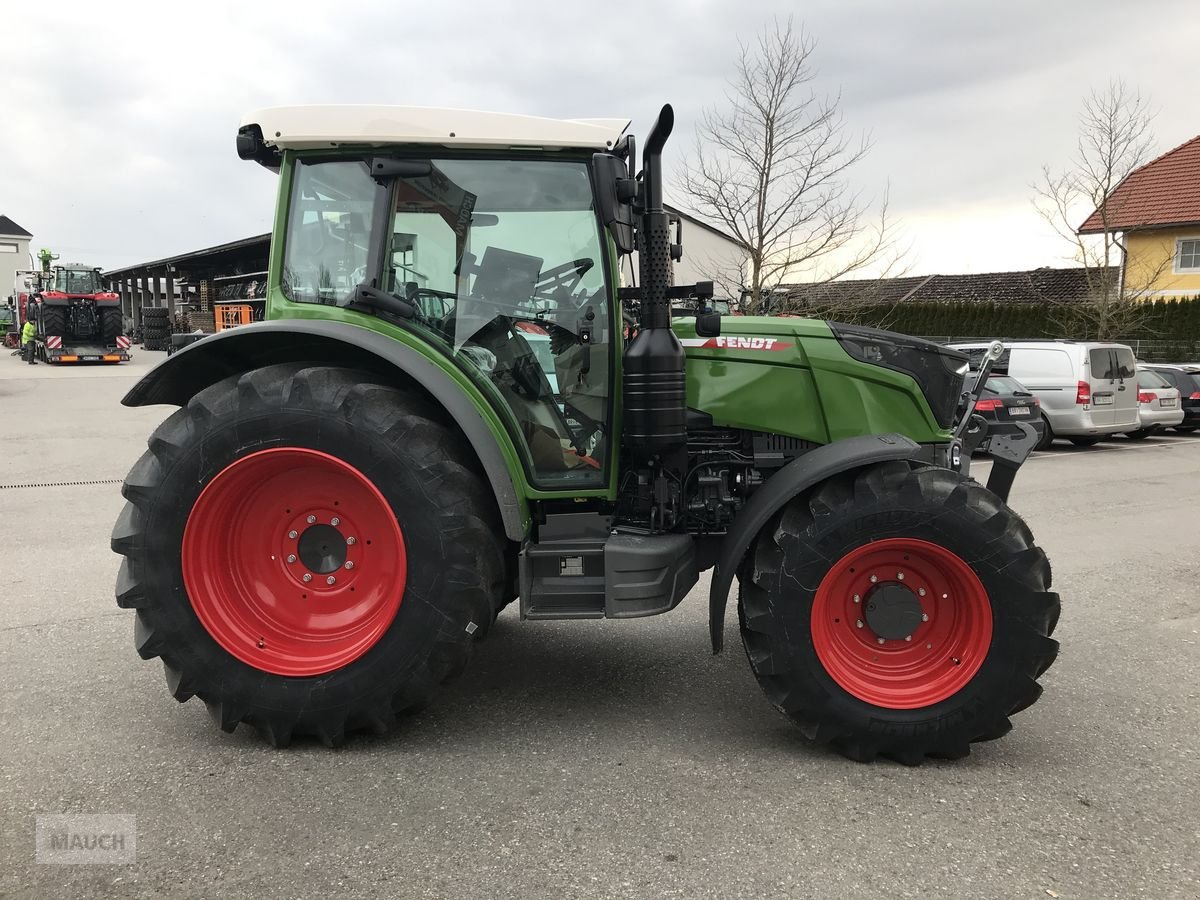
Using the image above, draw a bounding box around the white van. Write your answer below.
[949,340,1139,448]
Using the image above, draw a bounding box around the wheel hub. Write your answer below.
[297,524,347,574]
[181,447,407,677]
[864,582,924,640]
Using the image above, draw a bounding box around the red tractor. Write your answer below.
[19,250,130,363]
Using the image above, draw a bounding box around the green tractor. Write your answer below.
[113,104,1058,763]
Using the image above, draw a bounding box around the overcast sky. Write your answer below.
[3,0,1197,277]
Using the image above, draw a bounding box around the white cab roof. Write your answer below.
[241,106,630,152]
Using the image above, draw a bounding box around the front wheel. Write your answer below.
[739,461,1059,764]
[1069,437,1101,447]
[112,364,504,746]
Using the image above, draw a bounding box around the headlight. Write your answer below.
[829,322,969,429]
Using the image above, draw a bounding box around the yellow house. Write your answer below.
[1078,134,1200,298]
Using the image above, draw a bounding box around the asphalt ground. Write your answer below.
[1,351,1197,899]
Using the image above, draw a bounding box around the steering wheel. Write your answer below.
[533,258,593,302]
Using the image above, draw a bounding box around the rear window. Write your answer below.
[1185,373,1200,395]
[1137,370,1171,389]
[985,376,1021,393]
[1009,347,1072,380]
[1088,348,1114,379]
[1113,348,1137,379]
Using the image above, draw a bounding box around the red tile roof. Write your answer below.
[1078,135,1200,234]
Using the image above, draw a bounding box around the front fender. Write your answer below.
[708,432,920,652]
[123,319,528,540]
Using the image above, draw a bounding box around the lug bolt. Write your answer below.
[326,575,337,585]
[856,619,864,629]
[307,515,317,524]
[288,530,298,539]
[926,643,933,649]
[905,635,912,642]
[257,637,265,649]
[344,561,354,570]
[853,594,861,604]
[896,572,905,581]
[346,537,357,546]
[918,588,926,597]
[331,517,340,526]
[876,637,885,645]
[942,593,949,599]
[287,554,297,564]
[302,573,312,583]
[922,613,929,622]
[869,574,878,583]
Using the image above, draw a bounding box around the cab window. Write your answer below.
[283,157,612,489]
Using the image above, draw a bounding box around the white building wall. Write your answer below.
[2,235,32,303]
[623,206,747,301]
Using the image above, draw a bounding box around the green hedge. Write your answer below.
[840,297,1200,345]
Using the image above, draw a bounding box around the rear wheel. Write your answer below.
[112,364,504,746]
[1035,415,1054,450]
[1122,429,1153,440]
[1069,437,1101,447]
[1174,425,1197,434]
[39,306,66,337]
[738,461,1059,764]
[99,307,123,345]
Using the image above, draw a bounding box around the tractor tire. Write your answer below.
[112,363,505,747]
[1069,437,1101,447]
[99,307,123,345]
[40,306,66,338]
[738,460,1059,764]
[1035,416,1054,451]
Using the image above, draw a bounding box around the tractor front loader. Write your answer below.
[113,103,1058,763]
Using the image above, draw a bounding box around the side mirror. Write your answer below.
[696,309,722,338]
[592,152,636,254]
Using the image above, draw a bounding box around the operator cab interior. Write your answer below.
[282,156,613,487]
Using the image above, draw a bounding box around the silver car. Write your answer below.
[949,340,1140,448]
[1121,366,1184,439]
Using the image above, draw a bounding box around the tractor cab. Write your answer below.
[273,149,617,484]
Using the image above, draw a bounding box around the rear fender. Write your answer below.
[122,319,528,540]
[708,433,920,652]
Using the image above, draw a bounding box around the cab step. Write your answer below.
[519,514,697,620]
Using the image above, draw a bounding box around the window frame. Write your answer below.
[1175,236,1200,274]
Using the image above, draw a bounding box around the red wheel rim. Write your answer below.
[810,538,992,709]
[182,448,406,677]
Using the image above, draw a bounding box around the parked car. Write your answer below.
[1118,367,1184,439]
[949,340,1139,448]
[969,373,1045,451]
[1139,363,1200,433]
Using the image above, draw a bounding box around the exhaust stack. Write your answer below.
[622,104,687,452]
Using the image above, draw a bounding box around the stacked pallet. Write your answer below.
[184,309,217,333]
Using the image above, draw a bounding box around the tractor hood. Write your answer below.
[673,316,967,445]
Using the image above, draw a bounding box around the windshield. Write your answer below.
[55,268,100,294]
[282,157,612,489]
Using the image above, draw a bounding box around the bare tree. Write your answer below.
[1033,80,1163,338]
[680,18,897,314]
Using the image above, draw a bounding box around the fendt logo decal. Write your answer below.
[679,336,792,352]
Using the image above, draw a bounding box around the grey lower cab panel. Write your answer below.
[519,531,698,620]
